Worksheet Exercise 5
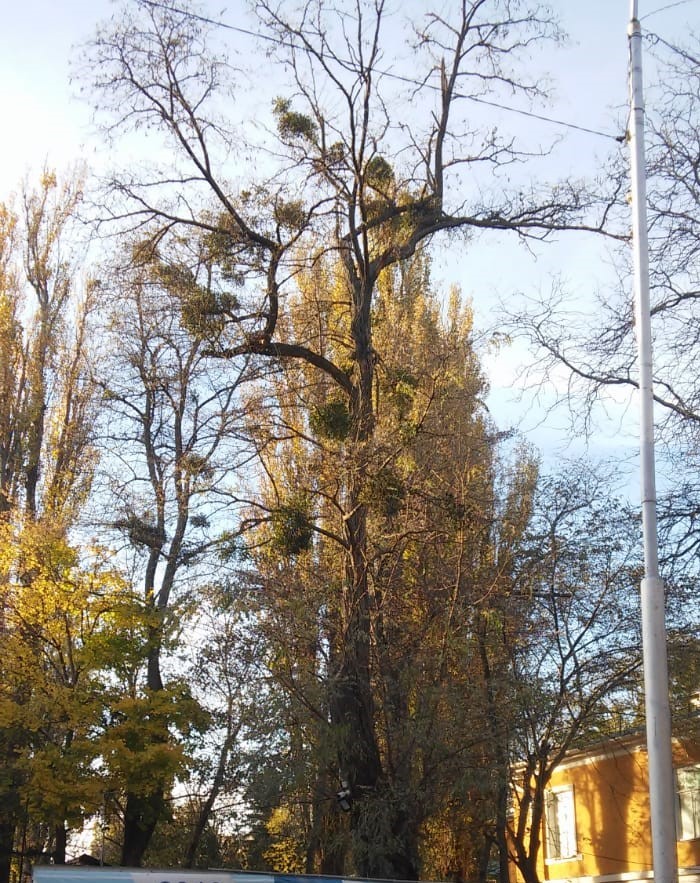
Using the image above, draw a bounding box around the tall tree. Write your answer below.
[169,580,264,870]
[498,30,700,587]
[0,170,99,883]
[0,170,96,521]
[0,522,152,875]
[95,238,252,865]
[232,250,528,879]
[502,466,644,883]
[84,1,608,875]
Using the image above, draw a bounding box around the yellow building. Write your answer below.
[513,734,700,883]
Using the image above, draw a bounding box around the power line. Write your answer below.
[138,0,624,143]
[641,0,696,22]
[434,91,623,142]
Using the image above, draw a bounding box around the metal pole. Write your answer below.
[627,4,678,882]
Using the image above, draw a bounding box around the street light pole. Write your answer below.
[627,4,678,882]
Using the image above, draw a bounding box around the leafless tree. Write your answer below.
[502,466,644,883]
[94,238,253,865]
[497,29,700,573]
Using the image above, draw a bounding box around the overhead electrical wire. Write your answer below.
[138,0,626,143]
[641,0,695,21]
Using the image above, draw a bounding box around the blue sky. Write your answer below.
[1,0,696,466]
[2,1,694,194]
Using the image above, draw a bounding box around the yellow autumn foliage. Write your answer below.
[0,518,194,832]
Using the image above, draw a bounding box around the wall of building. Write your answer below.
[512,736,700,883]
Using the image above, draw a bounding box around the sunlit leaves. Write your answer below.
[271,495,315,556]
[0,521,142,827]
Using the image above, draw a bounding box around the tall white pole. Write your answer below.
[628,4,678,882]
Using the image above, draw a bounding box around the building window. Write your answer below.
[545,785,578,861]
[677,764,700,841]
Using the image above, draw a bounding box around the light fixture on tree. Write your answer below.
[336,781,352,813]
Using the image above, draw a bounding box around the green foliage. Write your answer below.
[0,520,156,841]
[325,141,345,165]
[217,530,245,562]
[273,98,317,143]
[309,399,351,440]
[201,217,249,286]
[130,237,159,266]
[101,687,198,794]
[180,286,240,339]
[362,466,405,518]
[113,511,165,549]
[386,368,419,419]
[666,629,700,720]
[131,242,240,345]
[271,496,314,555]
[365,155,394,191]
[153,260,198,294]
[274,199,306,230]
[143,801,223,868]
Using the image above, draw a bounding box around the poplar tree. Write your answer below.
[0,171,100,880]
[233,251,523,878]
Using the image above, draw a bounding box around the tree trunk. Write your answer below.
[509,773,543,883]
[330,273,426,878]
[120,790,165,867]
[184,713,237,869]
[53,823,67,864]
[122,650,167,863]
[0,739,21,883]
[336,276,380,783]
[0,820,15,883]
[315,803,347,876]
[477,615,513,883]
[495,781,511,883]
[332,503,381,788]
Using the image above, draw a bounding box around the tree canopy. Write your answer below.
[0,4,697,883]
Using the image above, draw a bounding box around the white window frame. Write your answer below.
[544,784,580,863]
[676,763,700,841]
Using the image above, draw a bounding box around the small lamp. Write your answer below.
[336,781,352,812]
